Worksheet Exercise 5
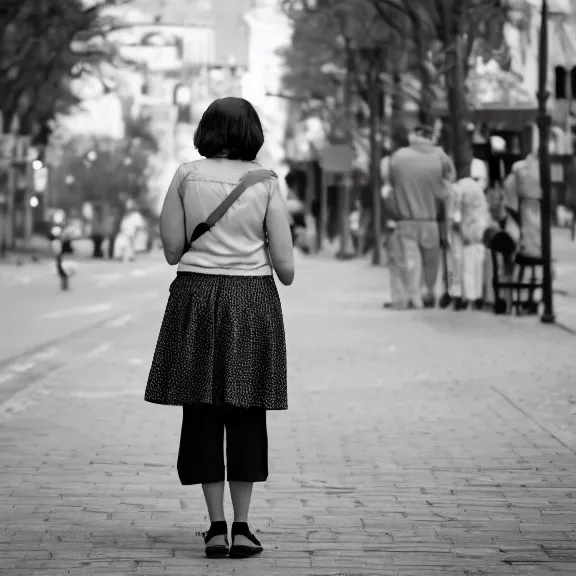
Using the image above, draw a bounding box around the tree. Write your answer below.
[0,0,129,142]
[371,0,509,178]
[280,0,435,145]
[283,0,510,179]
[53,117,157,258]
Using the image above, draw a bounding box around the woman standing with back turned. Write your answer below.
[144,97,294,559]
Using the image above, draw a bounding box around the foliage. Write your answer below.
[281,0,511,177]
[279,0,417,144]
[52,118,157,226]
[0,0,131,140]
[375,0,510,177]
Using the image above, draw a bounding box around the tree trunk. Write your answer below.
[448,35,472,179]
[337,46,356,260]
[439,0,472,180]
[369,59,382,266]
[418,70,434,127]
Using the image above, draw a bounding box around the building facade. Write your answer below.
[503,0,576,152]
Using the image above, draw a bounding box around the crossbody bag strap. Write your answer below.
[182,168,276,254]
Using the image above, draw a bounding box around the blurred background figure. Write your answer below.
[381,123,412,309]
[284,171,309,254]
[384,123,455,309]
[502,151,542,260]
[349,199,361,255]
[450,177,490,310]
[115,201,147,263]
[445,177,464,308]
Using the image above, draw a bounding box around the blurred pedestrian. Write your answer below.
[356,172,372,256]
[502,151,541,259]
[449,177,490,310]
[117,203,141,263]
[349,199,361,254]
[380,123,411,309]
[144,97,294,560]
[284,172,308,253]
[383,123,455,308]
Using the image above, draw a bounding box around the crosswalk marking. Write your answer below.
[41,303,112,320]
[106,314,133,328]
[8,362,35,373]
[86,344,111,358]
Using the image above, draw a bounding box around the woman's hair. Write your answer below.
[193,97,264,161]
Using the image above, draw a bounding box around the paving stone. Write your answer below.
[0,255,575,574]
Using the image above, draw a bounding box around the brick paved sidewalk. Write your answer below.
[0,254,575,575]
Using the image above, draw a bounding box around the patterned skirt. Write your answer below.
[145,272,288,410]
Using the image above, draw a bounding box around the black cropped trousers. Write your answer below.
[177,403,268,486]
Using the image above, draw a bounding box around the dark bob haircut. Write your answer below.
[193,97,264,161]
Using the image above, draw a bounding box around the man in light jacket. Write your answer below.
[384,125,455,308]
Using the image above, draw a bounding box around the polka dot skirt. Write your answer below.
[145,273,288,410]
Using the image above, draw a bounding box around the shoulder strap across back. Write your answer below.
[181,168,276,255]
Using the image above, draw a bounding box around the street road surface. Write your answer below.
[0,251,575,575]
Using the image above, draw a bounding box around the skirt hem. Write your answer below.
[144,397,288,411]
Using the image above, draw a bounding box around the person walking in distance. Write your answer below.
[448,176,490,310]
[385,124,455,308]
[380,123,412,309]
[144,97,294,559]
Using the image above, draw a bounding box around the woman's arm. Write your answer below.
[159,166,186,265]
[265,179,295,286]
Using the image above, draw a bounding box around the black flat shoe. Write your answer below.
[453,297,469,311]
[423,296,436,309]
[204,521,229,558]
[229,522,263,559]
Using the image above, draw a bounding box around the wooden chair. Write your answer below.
[490,250,544,315]
[484,206,544,316]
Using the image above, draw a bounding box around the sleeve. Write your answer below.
[440,150,456,183]
[268,174,281,201]
[166,164,186,201]
[464,193,490,244]
[380,156,391,183]
[503,170,520,214]
[446,182,461,223]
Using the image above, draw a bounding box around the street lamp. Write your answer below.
[537,0,555,323]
